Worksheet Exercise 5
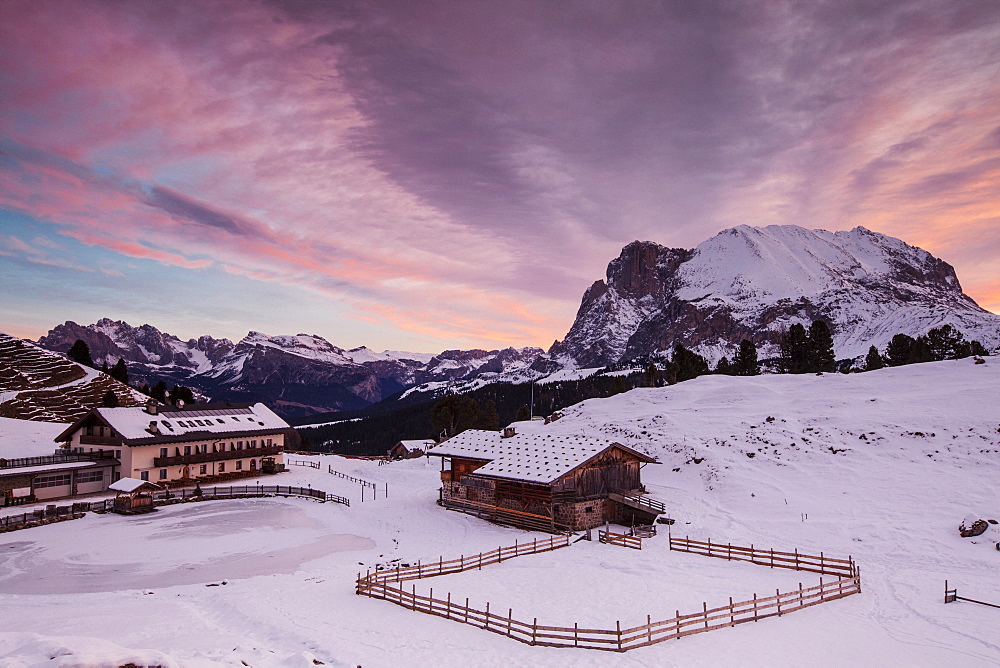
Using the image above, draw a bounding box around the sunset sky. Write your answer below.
[2,0,998,353]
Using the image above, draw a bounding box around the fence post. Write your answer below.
[447,592,451,619]
[795,548,799,570]
[485,601,490,630]
[508,608,513,638]
[411,584,416,610]
[429,587,433,612]
[770,548,774,568]
[532,617,537,645]
[819,577,824,601]
[439,556,443,574]
[753,593,758,621]
[776,588,781,615]
[799,583,803,606]
[465,597,470,623]
[647,614,652,644]
[729,596,734,625]
[703,601,708,629]
[617,620,622,651]
[727,542,731,560]
[574,622,578,647]
[674,610,680,639]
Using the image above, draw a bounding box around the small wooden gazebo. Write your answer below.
[109,478,162,514]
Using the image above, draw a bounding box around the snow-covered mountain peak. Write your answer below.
[551,224,999,367]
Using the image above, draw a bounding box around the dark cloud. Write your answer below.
[144,186,276,241]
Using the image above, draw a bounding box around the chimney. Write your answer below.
[503,426,516,438]
[148,421,159,434]
[145,399,158,415]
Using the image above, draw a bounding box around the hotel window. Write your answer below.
[140,471,149,481]
[184,445,192,455]
[200,464,207,475]
[218,462,225,472]
[236,460,243,470]
[159,469,167,480]
[160,448,168,458]
[237,441,243,449]
[266,438,272,446]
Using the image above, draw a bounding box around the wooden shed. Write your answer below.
[109,478,162,514]
[389,439,435,460]
[428,430,663,532]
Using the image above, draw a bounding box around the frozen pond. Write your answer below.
[0,498,373,594]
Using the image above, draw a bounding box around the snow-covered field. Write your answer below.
[1,358,998,667]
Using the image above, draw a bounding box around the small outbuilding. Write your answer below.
[389,439,435,460]
[109,478,162,514]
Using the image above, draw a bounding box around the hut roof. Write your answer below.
[428,429,657,484]
[109,478,163,493]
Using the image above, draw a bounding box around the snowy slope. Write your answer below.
[0,417,66,458]
[1,358,997,666]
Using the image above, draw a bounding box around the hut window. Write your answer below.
[585,506,594,513]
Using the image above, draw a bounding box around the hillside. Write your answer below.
[0,357,996,666]
[0,332,146,422]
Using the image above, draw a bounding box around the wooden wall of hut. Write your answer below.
[553,448,641,499]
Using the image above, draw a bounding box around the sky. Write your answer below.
[1,0,998,353]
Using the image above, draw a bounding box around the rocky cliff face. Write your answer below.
[551,225,1000,366]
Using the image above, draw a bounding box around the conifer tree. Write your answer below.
[808,320,836,372]
[864,345,885,371]
[885,334,915,366]
[733,339,760,376]
[110,358,129,384]
[779,324,810,373]
[101,389,120,407]
[673,344,709,382]
[476,399,500,430]
[431,394,480,437]
[908,336,933,364]
[714,356,733,375]
[514,404,531,422]
[150,380,168,401]
[67,339,94,367]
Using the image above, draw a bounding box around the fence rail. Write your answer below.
[669,536,856,578]
[287,459,320,469]
[945,580,1000,609]
[357,536,861,653]
[1,484,349,531]
[599,528,642,550]
[327,465,376,489]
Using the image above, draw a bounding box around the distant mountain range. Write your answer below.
[35,320,544,417]
[31,225,1000,418]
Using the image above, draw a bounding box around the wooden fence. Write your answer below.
[945,580,1000,609]
[287,459,320,469]
[669,536,858,579]
[356,536,861,653]
[599,528,642,550]
[327,465,377,490]
[0,484,349,532]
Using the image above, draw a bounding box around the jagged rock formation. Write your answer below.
[550,225,1000,367]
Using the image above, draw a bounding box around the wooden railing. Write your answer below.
[599,528,642,550]
[154,445,282,467]
[669,536,857,579]
[356,536,861,653]
[0,451,118,469]
[1,484,350,532]
[609,491,666,515]
[360,535,569,585]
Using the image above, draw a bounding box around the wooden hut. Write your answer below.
[428,430,662,532]
[389,439,435,460]
[109,478,162,514]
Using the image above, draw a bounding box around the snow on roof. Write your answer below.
[109,478,162,493]
[75,403,290,442]
[396,439,434,449]
[428,429,654,484]
[0,460,115,477]
[0,417,68,458]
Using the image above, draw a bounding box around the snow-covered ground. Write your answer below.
[1,358,998,667]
